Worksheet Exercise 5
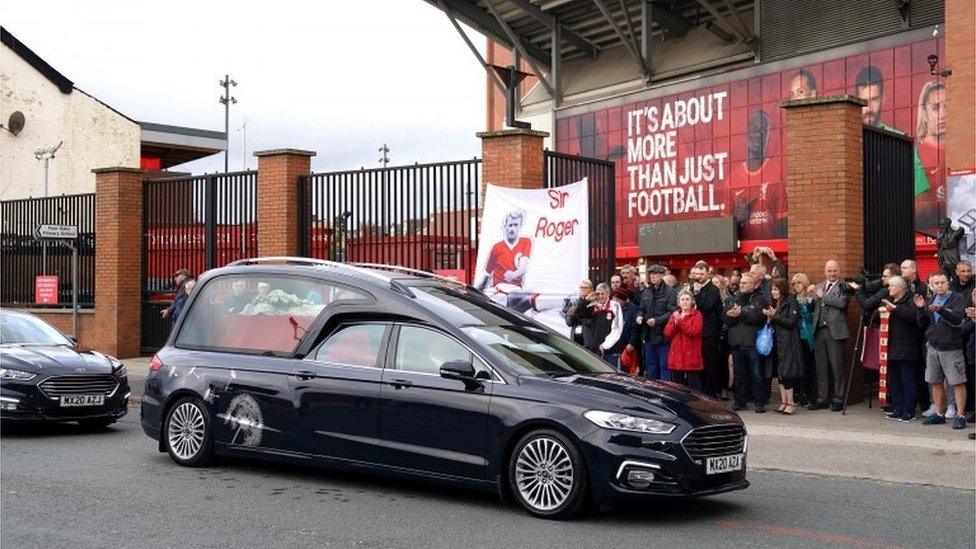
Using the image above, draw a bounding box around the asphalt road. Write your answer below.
[2,414,973,548]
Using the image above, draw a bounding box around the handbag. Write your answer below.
[756,323,775,357]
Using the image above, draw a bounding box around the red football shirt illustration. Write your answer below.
[485,238,532,287]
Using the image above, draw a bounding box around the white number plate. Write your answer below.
[60,395,104,407]
[705,453,744,474]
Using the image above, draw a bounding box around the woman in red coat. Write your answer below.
[664,289,704,389]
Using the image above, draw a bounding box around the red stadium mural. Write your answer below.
[556,37,947,259]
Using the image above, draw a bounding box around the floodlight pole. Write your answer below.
[219,75,238,173]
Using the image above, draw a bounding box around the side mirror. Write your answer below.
[67,336,79,346]
[439,360,476,381]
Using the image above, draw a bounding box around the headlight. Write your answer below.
[583,410,676,435]
[109,358,127,378]
[0,368,37,381]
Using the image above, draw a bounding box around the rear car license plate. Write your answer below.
[60,395,105,407]
[705,453,743,474]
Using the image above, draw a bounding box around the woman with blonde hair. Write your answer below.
[791,272,816,405]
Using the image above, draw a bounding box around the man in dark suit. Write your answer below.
[809,259,851,411]
[693,262,725,398]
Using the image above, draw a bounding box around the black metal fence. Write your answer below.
[1,194,96,308]
[299,160,482,281]
[862,126,914,273]
[141,171,258,352]
[544,150,617,285]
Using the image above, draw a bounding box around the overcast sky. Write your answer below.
[2,0,487,173]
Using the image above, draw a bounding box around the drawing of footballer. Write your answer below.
[475,210,572,316]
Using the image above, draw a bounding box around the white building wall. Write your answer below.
[0,43,139,200]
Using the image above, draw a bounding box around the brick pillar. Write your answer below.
[92,167,143,358]
[781,95,866,280]
[254,148,315,257]
[946,0,975,172]
[477,129,548,190]
[782,95,866,404]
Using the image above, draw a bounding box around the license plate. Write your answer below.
[705,453,743,474]
[60,395,104,407]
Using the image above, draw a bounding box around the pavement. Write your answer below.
[2,417,973,548]
[120,355,976,491]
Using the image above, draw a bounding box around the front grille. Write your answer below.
[681,424,746,460]
[38,375,119,398]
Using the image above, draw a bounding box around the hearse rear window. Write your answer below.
[176,274,369,355]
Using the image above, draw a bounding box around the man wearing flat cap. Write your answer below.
[636,264,678,380]
[162,268,193,321]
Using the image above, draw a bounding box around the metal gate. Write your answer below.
[544,150,616,285]
[299,159,482,281]
[862,126,914,273]
[1,193,96,308]
[141,171,257,353]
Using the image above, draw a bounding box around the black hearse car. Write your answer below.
[0,310,130,428]
[141,258,747,519]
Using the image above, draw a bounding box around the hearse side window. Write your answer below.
[395,325,490,377]
[312,324,386,368]
[176,274,368,355]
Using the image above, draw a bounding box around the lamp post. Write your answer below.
[34,141,63,275]
[219,75,238,173]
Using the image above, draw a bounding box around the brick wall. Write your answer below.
[255,149,315,257]
[946,0,975,172]
[92,167,143,358]
[477,129,548,191]
[782,96,866,280]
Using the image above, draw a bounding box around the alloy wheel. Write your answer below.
[514,436,575,512]
[167,402,206,460]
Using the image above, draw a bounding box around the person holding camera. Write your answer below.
[849,263,900,411]
[809,260,851,412]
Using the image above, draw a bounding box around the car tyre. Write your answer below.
[508,429,587,519]
[163,396,214,467]
[77,418,115,431]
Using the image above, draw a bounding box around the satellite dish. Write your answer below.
[7,111,25,136]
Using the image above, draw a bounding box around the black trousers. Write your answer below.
[702,336,725,397]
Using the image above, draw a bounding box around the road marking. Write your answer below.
[717,519,904,548]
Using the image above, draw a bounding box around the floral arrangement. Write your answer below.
[242,289,323,316]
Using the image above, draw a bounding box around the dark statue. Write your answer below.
[925,217,965,282]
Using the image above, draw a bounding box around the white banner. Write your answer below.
[474,179,589,336]
[947,170,975,265]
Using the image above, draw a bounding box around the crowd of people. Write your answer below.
[564,248,975,436]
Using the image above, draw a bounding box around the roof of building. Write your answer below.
[1,26,226,168]
[425,0,757,110]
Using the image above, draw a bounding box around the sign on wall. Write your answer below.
[473,180,589,335]
[35,275,59,305]
[556,36,947,253]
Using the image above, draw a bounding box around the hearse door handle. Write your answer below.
[295,370,318,381]
[389,379,413,390]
